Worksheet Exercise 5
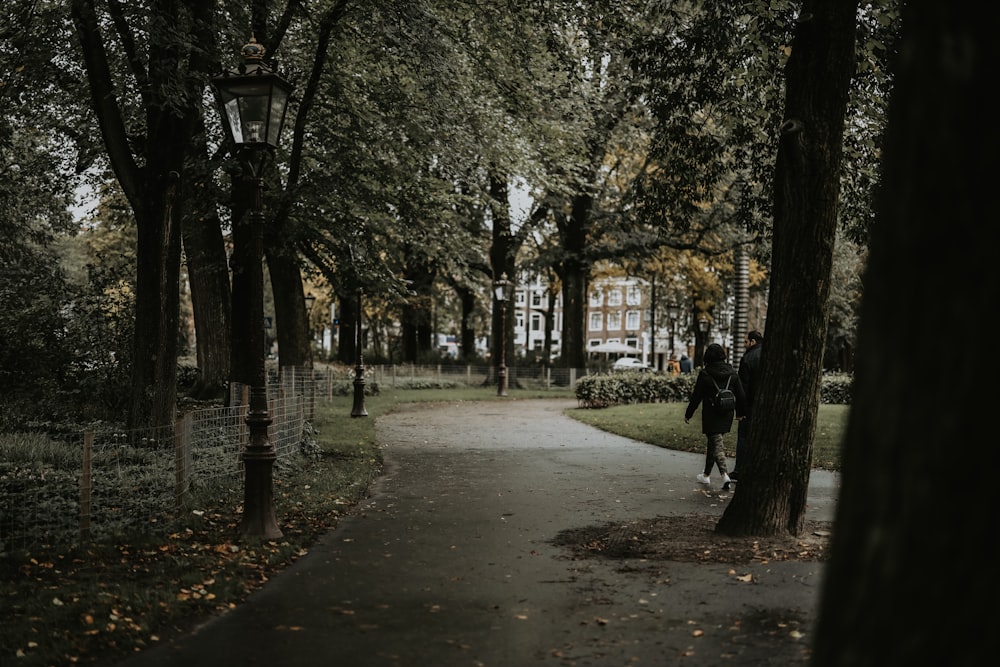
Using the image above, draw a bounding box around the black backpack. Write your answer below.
[709,375,736,411]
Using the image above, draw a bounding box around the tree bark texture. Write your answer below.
[555,193,593,369]
[489,173,515,375]
[811,3,998,664]
[266,243,312,369]
[717,0,857,537]
[456,287,478,363]
[181,132,231,400]
[335,289,358,365]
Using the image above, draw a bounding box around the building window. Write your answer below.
[589,313,603,330]
[626,285,642,305]
[516,313,524,329]
[515,290,526,305]
[625,310,640,330]
[608,311,622,330]
[531,313,541,331]
[607,289,623,306]
[589,290,603,307]
[531,292,542,307]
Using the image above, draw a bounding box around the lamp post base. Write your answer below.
[241,398,282,539]
[497,365,508,397]
[351,366,368,417]
[241,450,282,539]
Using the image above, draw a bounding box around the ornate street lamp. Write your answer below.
[211,35,292,540]
[494,273,509,397]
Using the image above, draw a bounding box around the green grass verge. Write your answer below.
[565,401,848,470]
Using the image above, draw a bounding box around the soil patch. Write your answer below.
[552,514,833,564]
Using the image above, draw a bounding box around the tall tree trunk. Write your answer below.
[182,129,231,401]
[717,0,857,537]
[335,289,358,365]
[180,12,227,402]
[266,244,312,369]
[458,287,477,363]
[128,171,183,430]
[181,203,232,401]
[555,193,593,369]
[489,173,514,377]
[812,3,997,664]
[400,257,435,362]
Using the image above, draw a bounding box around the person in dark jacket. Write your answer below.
[731,330,763,481]
[679,354,693,373]
[684,343,746,490]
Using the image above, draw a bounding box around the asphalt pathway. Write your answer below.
[115,398,839,667]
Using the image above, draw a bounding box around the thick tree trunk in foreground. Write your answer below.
[717,0,857,537]
[811,4,998,665]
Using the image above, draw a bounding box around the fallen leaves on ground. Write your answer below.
[550,514,831,564]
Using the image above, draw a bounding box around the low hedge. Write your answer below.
[576,371,853,408]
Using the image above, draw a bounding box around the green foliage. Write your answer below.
[577,371,852,408]
[820,372,854,405]
[575,371,696,407]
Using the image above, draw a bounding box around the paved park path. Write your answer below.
[116,398,839,667]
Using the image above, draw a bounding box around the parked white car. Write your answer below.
[612,357,651,372]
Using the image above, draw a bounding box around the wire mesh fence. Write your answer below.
[0,369,314,552]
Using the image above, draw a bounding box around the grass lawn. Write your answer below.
[565,401,848,471]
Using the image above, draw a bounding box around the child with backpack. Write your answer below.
[684,343,747,491]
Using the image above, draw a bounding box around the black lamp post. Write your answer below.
[304,291,317,353]
[494,273,508,397]
[351,285,368,417]
[348,244,368,417]
[212,35,292,540]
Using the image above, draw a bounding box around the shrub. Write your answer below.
[820,372,853,404]
[577,371,851,408]
[576,372,695,407]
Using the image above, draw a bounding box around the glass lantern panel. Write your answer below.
[267,89,290,146]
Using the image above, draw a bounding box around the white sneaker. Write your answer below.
[696,473,711,484]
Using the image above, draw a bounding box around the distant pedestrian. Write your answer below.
[679,354,693,374]
[732,330,763,481]
[684,343,746,490]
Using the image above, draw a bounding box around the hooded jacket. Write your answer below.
[684,346,747,434]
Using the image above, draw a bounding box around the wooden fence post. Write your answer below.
[174,416,189,513]
[80,431,93,540]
